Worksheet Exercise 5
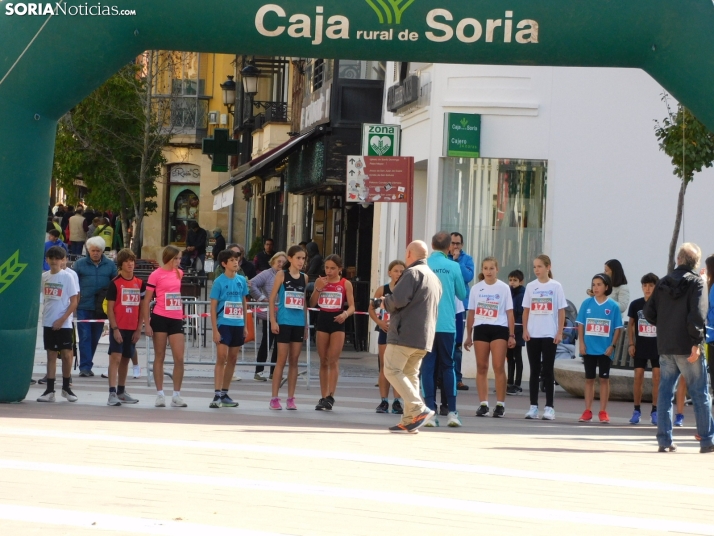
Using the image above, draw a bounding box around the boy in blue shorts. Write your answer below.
[576,273,623,423]
[210,249,249,408]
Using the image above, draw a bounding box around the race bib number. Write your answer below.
[284,291,305,309]
[475,301,498,319]
[318,291,343,309]
[44,283,63,300]
[224,302,243,320]
[530,297,553,315]
[165,293,182,311]
[121,288,141,306]
[382,312,391,323]
[638,319,656,338]
[585,318,610,337]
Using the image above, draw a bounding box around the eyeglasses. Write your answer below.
[235,253,242,257]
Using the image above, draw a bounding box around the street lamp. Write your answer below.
[240,63,260,97]
[220,75,237,116]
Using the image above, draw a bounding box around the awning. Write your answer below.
[211,126,325,195]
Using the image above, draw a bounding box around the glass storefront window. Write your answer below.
[440,158,547,282]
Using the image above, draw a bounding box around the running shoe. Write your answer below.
[286,397,297,410]
[492,404,505,418]
[506,385,519,396]
[675,413,684,427]
[525,405,539,419]
[391,399,404,414]
[171,395,187,408]
[598,410,610,423]
[37,391,55,403]
[515,386,523,394]
[107,393,121,406]
[406,409,435,431]
[658,444,677,453]
[475,404,490,417]
[578,409,593,422]
[424,414,439,427]
[220,395,239,408]
[61,389,78,402]
[79,370,94,377]
[133,365,141,379]
[209,396,221,409]
[30,379,36,385]
[456,382,469,391]
[232,375,241,382]
[376,400,389,413]
[700,445,714,454]
[325,395,335,410]
[389,423,418,434]
[38,375,48,385]
[155,394,166,407]
[651,411,658,426]
[542,407,555,421]
[118,392,138,404]
[254,373,268,382]
[315,398,328,411]
[447,411,462,427]
[270,397,282,410]
[629,410,641,424]
[439,404,448,416]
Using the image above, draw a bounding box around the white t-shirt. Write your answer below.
[468,279,513,327]
[522,279,568,338]
[455,297,465,315]
[42,269,79,328]
[65,268,79,323]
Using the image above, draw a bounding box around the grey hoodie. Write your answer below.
[644,266,708,355]
[383,259,442,351]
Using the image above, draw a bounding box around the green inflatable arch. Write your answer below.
[1,0,713,402]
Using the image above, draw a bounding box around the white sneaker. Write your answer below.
[171,395,187,407]
[525,405,539,419]
[133,365,141,379]
[424,414,439,427]
[447,411,462,427]
[61,389,78,402]
[232,375,241,382]
[155,394,166,407]
[542,406,555,420]
[37,392,55,403]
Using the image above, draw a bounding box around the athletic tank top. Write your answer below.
[316,278,347,312]
[277,270,307,326]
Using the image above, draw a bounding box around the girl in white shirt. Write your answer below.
[464,257,515,418]
[522,255,568,421]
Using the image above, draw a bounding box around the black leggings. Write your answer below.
[507,345,523,386]
[256,319,278,374]
[527,337,557,408]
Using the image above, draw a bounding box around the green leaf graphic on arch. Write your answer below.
[0,250,28,295]
[365,0,415,24]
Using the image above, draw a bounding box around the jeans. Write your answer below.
[256,319,278,374]
[454,312,465,382]
[526,338,557,408]
[657,354,714,448]
[76,309,104,372]
[420,332,457,413]
[69,241,84,256]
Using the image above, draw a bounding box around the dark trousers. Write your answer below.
[507,345,523,386]
[709,344,714,395]
[256,319,277,374]
[421,332,457,412]
[527,337,557,408]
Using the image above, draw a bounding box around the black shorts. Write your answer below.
[583,354,612,379]
[218,325,244,348]
[315,310,346,334]
[472,324,509,343]
[633,355,660,369]
[378,330,387,345]
[108,329,136,358]
[150,313,184,336]
[276,324,304,344]
[43,327,73,351]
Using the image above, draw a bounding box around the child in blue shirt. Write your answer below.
[210,249,249,409]
[576,273,623,424]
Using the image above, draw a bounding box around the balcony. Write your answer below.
[154,95,209,145]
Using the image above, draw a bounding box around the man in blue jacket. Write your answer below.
[423,231,468,427]
[449,232,474,391]
[72,236,117,376]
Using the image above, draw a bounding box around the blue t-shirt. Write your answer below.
[210,273,249,327]
[277,271,307,327]
[576,296,623,358]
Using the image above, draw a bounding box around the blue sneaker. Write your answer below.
[675,413,684,427]
[629,410,641,424]
[651,411,658,425]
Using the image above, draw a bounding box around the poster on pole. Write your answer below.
[346,156,413,203]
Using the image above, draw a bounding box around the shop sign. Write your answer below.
[170,164,201,183]
[444,113,481,158]
[362,124,401,157]
[346,156,413,203]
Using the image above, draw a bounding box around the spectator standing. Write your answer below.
[43,230,68,270]
[644,243,714,453]
[254,238,275,273]
[305,241,324,278]
[181,221,207,270]
[706,254,714,393]
[60,205,74,238]
[212,228,227,258]
[72,236,117,376]
[379,241,442,433]
[448,232,474,390]
[68,207,87,255]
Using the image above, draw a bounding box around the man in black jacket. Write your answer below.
[644,243,714,453]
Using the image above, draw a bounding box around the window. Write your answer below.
[440,158,548,281]
[339,60,386,80]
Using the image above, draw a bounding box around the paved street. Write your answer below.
[2,345,714,536]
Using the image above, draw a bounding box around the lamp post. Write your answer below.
[220,75,237,129]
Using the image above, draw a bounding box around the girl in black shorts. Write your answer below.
[464,257,516,418]
[309,255,355,411]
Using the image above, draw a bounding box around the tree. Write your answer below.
[654,94,714,273]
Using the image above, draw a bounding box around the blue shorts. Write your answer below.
[108,329,136,358]
[218,325,244,348]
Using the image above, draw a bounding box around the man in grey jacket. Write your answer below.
[644,242,714,453]
[380,240,442,433]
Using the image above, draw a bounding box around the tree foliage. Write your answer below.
[654,94,714,273]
